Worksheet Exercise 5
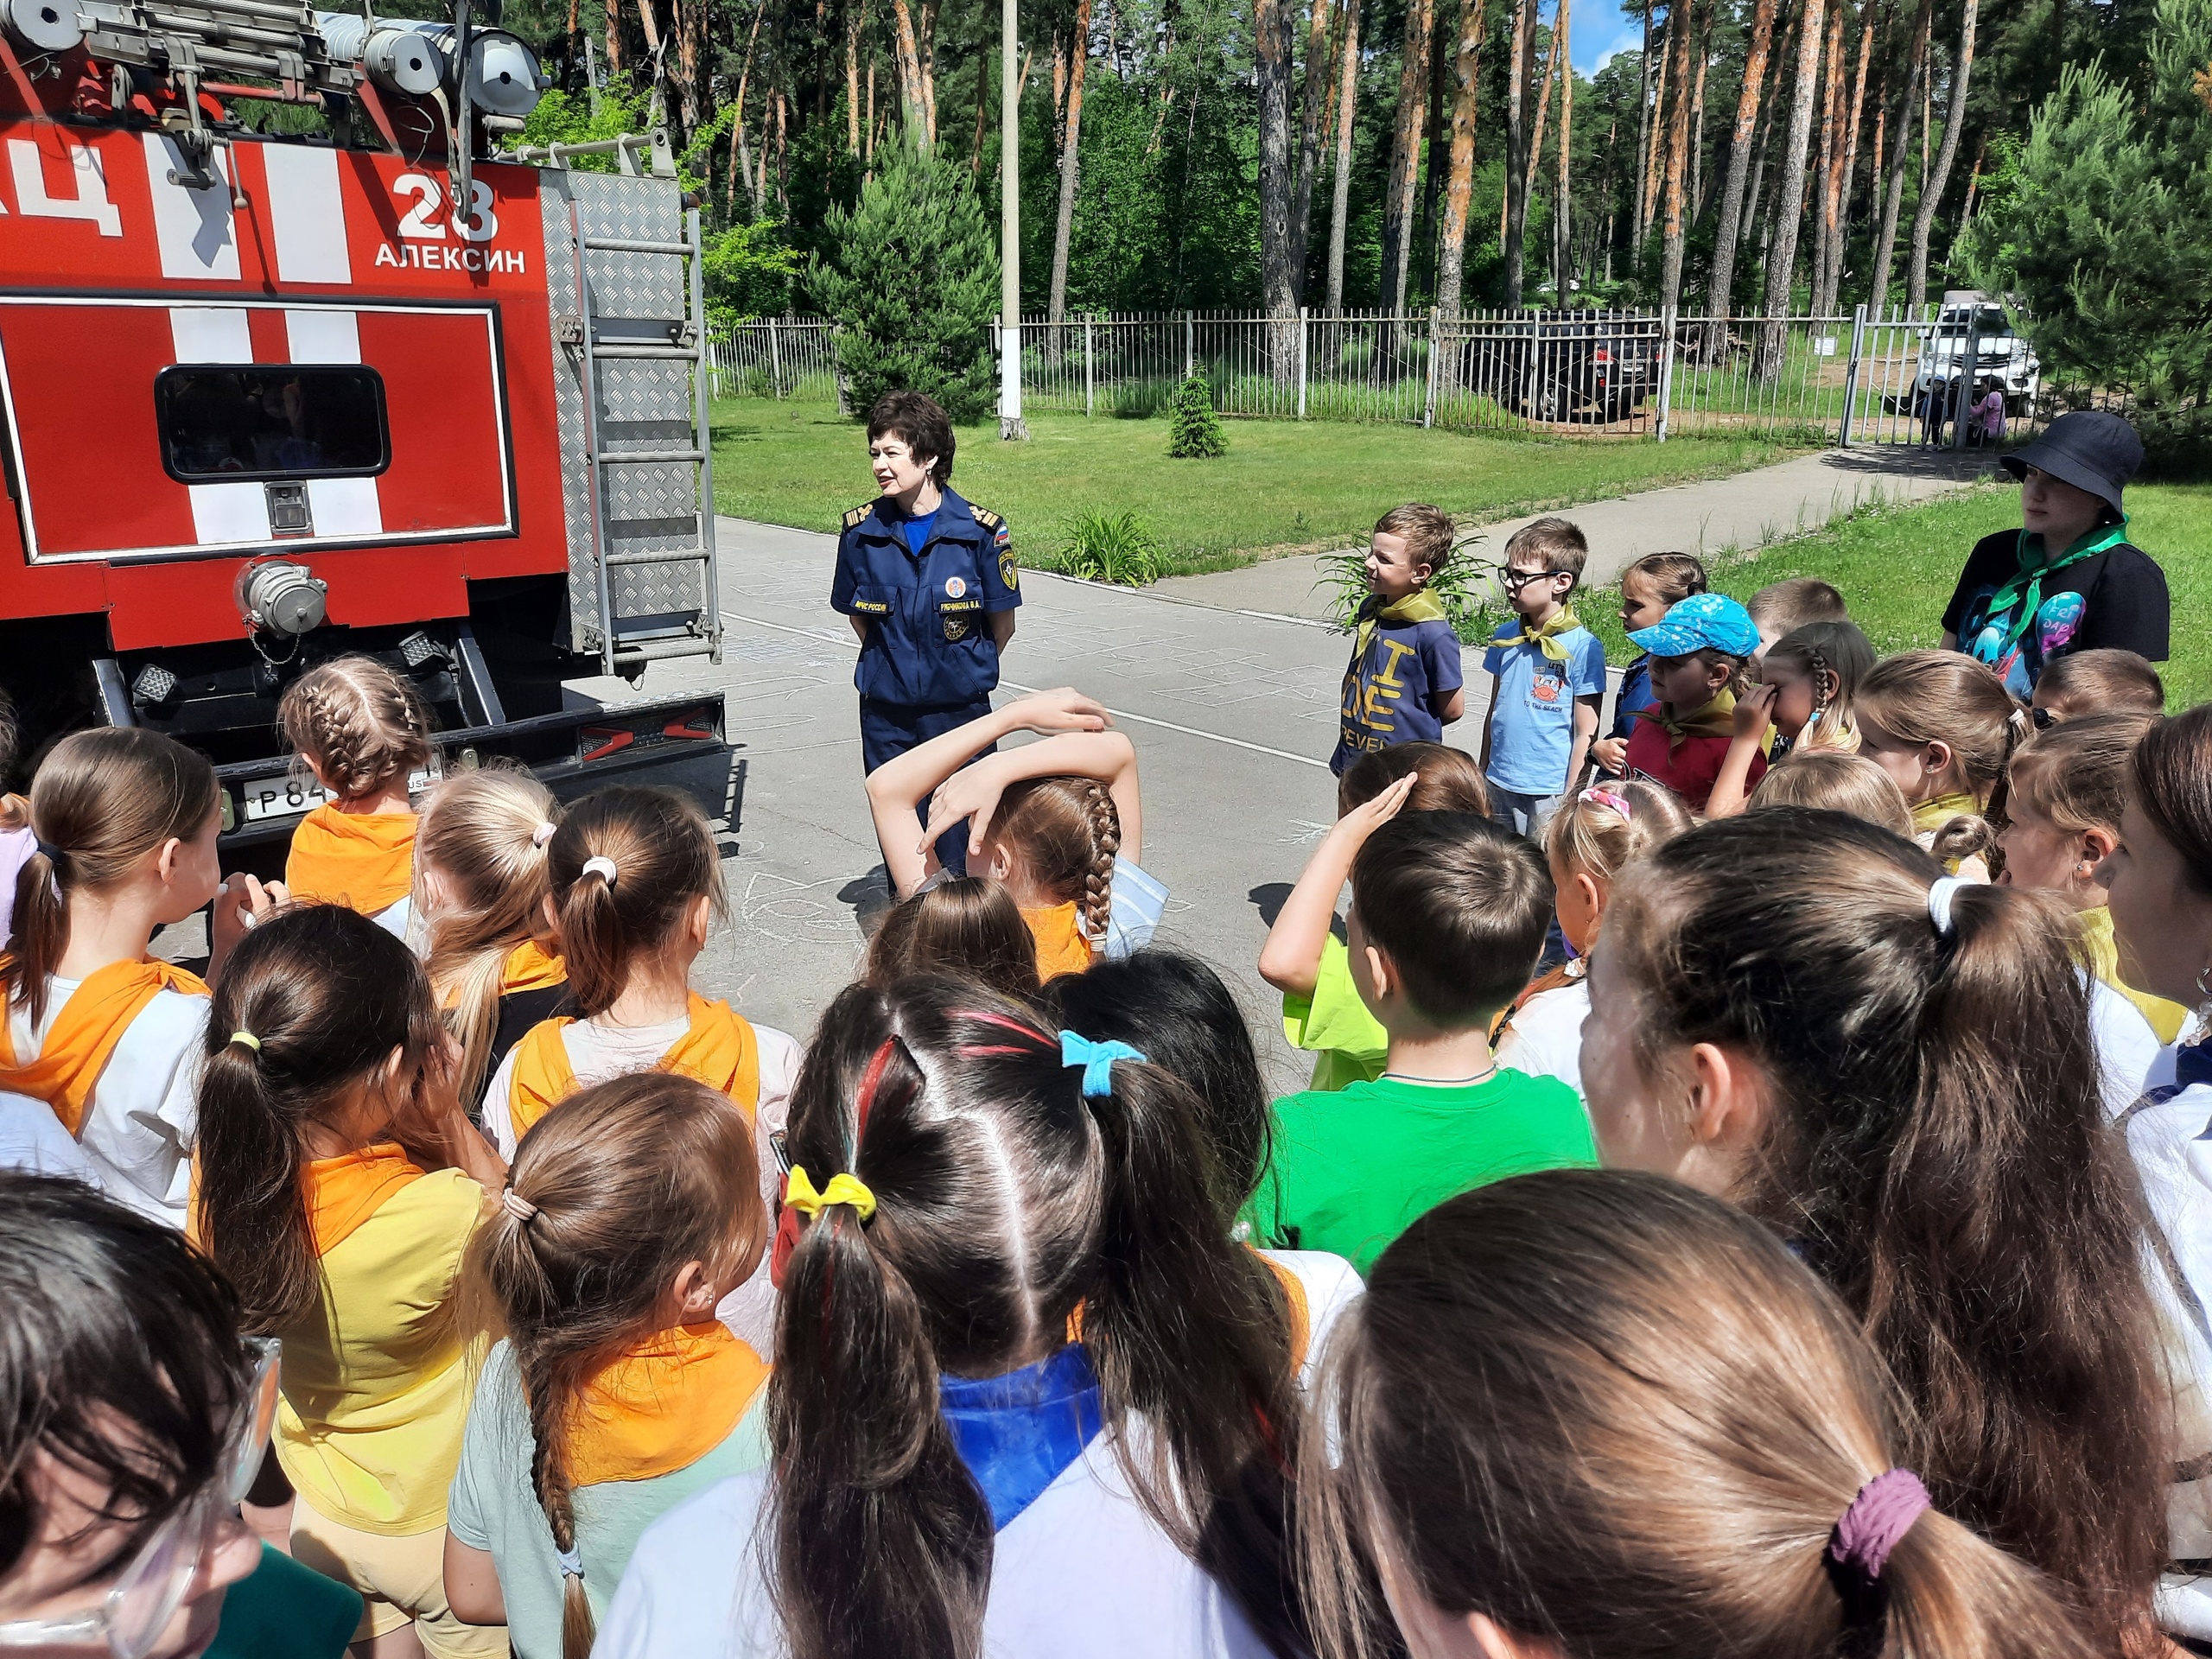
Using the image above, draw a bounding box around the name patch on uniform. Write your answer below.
[938,598,982,613]
[853,599,891,614]
[945,575,969,599]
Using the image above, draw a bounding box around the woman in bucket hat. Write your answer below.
[1940,410,2170,697]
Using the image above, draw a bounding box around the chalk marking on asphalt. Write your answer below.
[718,608,1332,770]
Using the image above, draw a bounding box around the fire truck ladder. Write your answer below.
[557,161,723,678]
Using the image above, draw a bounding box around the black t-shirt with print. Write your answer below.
[1942,528,2169,696]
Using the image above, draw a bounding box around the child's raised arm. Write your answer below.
[866,689,1111,896]
[1256,772,1416,998]
[1705,681,1777,820]
[920,728,1144,871]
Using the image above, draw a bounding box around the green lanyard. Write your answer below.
[1984,518,2130,653]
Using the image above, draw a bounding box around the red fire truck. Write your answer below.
[0,0,730,855]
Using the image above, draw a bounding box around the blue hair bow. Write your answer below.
[1059,1030,1146,1097]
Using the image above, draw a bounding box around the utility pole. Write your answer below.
[1000,0,1028,439]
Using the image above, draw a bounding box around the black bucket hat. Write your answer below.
[2001,410,2144,516]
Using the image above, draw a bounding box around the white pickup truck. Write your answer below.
[1914,294,2042,416]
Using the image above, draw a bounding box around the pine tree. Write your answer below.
[1166,372,1229,457]
[806,138,1000,422]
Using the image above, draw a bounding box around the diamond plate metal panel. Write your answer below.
[574,172,683,322]
[607,459,707,621]
[537,168,603,651]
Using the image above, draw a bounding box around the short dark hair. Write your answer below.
[1043,947,1270,1218]
[2035,647,2164,719]
[1338,741,1491,817]
[867,391,956,486]
[1503,516,1589,585]
[0,1174,250,1580]
[1746,576,1847,633]
[1350,813,1553,1027]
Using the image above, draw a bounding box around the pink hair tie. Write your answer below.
[1578,786,1633,819]
[531,821,556,847]
[1828,1468,1930,1585]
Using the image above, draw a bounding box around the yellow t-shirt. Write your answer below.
[275,1167,485,1536]
[1281,934,1388,1092]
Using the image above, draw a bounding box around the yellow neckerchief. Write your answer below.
[1796,709,1862,755]
[507,993,760,1140]
[1633,690,1754,754]
[1351,588,1451,660]
[2078,905,2190,1044]
[1911,791,1982,836]
[1490,603,1584,664]
[305,1142,427,1255]
[1022,901,1096,981]
[285,804,418,914]
[564,1322,770,1487]
[0,957,208,1135]
[1071,1250,1316,1376]
[500,939,567,996]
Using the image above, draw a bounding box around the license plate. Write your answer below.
[235,768,436,823]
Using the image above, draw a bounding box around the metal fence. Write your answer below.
[709,303,2042,449]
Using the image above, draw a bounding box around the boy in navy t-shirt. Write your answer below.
[1479,517,1606,836]
[1330,505,1466,775]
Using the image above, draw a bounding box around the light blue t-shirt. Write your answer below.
[446,1340,772,1659]
[1482,622,1606,797]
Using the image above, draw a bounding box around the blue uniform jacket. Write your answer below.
[831,487,1021,707]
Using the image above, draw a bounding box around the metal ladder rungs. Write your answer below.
[611,637,716,665]
[590,343,702,361]
[582,236,693,257]
[606,548,709,568]
[593,448,707,466]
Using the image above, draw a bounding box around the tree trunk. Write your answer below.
[1380,0,1440,315]
[1553,0,1572,298]
[1415,9,1452,293]
[1325,0,1362,308]
[1631,0,1653,255]
[918,0,938,142]
[1867,0,1927,310]
[1817,2,1872,313]
[1657,0,1694,311]
[1637,0,1675,258]
[1503,0,1536,305]
[603,0,620,76]
[845,0,863,155]
[1905,0,1974,308]
[1049,0,1092,325]
[775,89,791,214]
[1806,4,1844,317]
[865,60,876,162]
[671,0,702,135]
[1435,0,1488,317]
[1258,0,1300,378]
[1688,6,1709,218]
[1702,0,1775,347]
[1959,130,1986,218]
[888,0,929,143]
[1758,0,1825,372]
[1294,0,1338,296]
[1523,0,1560,206]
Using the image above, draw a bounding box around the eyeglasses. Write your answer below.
[0,1338,280,1659]
[1497,568,1568,592]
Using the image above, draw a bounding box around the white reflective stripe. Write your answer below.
[283,308,360,363]
[261,144,351,284]
[188,481,270,544]
[168,307,252,363]
[140,135,238,280]
[305,476,380,536]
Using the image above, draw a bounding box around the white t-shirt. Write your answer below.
[7,976,207,1226]
[480,1009,802,1353]
[1492,981,1590,1101]
[595,1251,1360,1659]
[2088,973,2161,1118]
[0,1088,102,1185]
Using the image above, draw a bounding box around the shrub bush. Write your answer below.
[1052,511,1168,586]
[1166,372,1228,458]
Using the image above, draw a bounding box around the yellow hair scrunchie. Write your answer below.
[784,1165,877,1223]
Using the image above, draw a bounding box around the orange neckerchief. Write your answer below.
[507,993,760,1139]
[285,804,418,915]
[1021,902,1094,981]
[0,958,208,1135]
[1070,1250,1315,1375]
[501,939,567,996]
[565,1322,770,1487]
[306,1142,428,1254]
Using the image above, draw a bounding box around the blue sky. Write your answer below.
[1573,0,1645,76]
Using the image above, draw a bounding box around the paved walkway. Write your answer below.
[1155,446,1997,620]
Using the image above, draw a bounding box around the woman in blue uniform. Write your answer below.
[831,391,1020,874]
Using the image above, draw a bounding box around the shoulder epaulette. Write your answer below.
[842,504,874,531]
[970,506,1003,531]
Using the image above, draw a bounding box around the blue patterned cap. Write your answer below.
[1625,593,1761,658]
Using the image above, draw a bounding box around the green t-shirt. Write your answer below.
[1245,1068,1597,1274]
[1280,933,1389,1091]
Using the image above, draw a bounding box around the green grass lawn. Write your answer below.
[710,397,1804,576]
[1573,481,2212,709]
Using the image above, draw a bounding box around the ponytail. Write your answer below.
[196,905,442,1333]
[546,788,721,1016]
[3,728,217,1026]
[1602,811,2167,1651]
[771,982,1305,1659]
[992,778,1121,942]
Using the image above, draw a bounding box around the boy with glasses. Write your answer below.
[1479,518,1605,836]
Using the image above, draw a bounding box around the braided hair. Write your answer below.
[992,777,1122,941]
[277,655,434,804]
